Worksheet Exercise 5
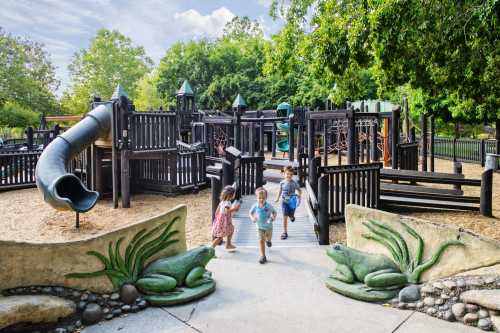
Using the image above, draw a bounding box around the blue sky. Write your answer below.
[0,0,282,94]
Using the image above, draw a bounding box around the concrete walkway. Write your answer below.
[232,181,318,247]
[83,246,478,333]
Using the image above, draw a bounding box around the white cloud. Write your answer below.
[174,7,235,37]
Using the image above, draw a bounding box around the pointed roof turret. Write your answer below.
[111,84,128,100]
[177,80,194,96]
[232,93,247,108]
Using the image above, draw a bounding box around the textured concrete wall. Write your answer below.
[0,205,187,293]
[345,205,500,282]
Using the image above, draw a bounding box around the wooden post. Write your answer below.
[121,150,130,208]
[259,116,265,157]
[111,101,118,208]
[222,160,234,188]
[391,107,400,169]
[95,148,103,193]
[453,137,457,162]
[480,169,493,217]
[453,162,462,191]
[211,176,222,222]
[307,117,314,161]
[480,139,486,167]
[289,114,295,162]
[309,156,320,195]
[429,114,435,172]
[421,113,428,171]
[371,115,379,161]
[119,96,130,208]
[256,158,264,188]
[403,96,409,142]
[235,112,242,151]
[318,175,330,245]
[271,123,277,157]
[26,127,34,150]
[383,117,390,167]
[249,123,254,156]
[347,108,356,164]
[75,212,80,229]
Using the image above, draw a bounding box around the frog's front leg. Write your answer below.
[330,264,355,283]
[364,269,407,289]
[136,273,178,294]
[185,267,213,288]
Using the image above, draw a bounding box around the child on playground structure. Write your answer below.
[249,187,277,264]
[212,185,241,251]
[275,166,302,240]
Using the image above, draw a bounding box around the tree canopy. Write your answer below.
[0,28,58,119]
[61,29,153,115]
[270,0,500,123]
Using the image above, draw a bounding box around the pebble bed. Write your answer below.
[2,284,148,333]
[390,275,500,331]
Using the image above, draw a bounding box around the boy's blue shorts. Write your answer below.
[281,201,295,217]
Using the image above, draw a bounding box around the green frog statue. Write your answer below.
[325,220,464,302]
[136,246,216,305]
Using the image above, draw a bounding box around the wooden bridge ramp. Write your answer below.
[232,181,318,247]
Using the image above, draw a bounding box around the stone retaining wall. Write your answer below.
[345,205,500,282]
[0,205,187,293]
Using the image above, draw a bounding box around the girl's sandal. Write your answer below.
[281,232,288,240]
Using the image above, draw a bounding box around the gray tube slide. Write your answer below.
[35,103,112,212]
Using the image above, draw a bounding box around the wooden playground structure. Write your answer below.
[1,81,498,242]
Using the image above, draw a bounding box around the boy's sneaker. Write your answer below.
[259,256,267,264]
[266,240,272,248]
[290,215,295,222]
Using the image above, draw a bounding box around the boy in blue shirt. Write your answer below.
[249,187,277,264]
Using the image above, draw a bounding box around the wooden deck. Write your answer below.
[232,181,318,247]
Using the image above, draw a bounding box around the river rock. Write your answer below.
[82,303,103,325]
[456,278,466,289]
[463,313,479,324]
[460,290,500,311]
[399,285,420,303]
[120,284,139,305]
[478,309,489,319]
[443,280,456,290]
[432,281,445,290]
[477,318,492,331]
[466,304,479,313]
[452,303,466,318]
[443,310,455,322]
[416,301,424,309]
[423,297,435,307]
[420,285,435,295]
[426,307,437,316]
[0,295,76,330]
[435,298,445,305]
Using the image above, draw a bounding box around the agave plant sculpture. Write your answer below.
[362,219,464,284]
[66,218,180,289]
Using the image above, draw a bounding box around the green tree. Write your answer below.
[135,71,166,111]
[63,29,153,114]
[270,0,500,123]
[0,102,39,128]
[0,28,58,115]
[223,16,264,40]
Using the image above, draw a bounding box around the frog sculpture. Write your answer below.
[325,220,464,302]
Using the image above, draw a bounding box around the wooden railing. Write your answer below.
[238,155,264,196]
[309,162,382,244]
[0,150,42,190]
[128,112,177,151]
